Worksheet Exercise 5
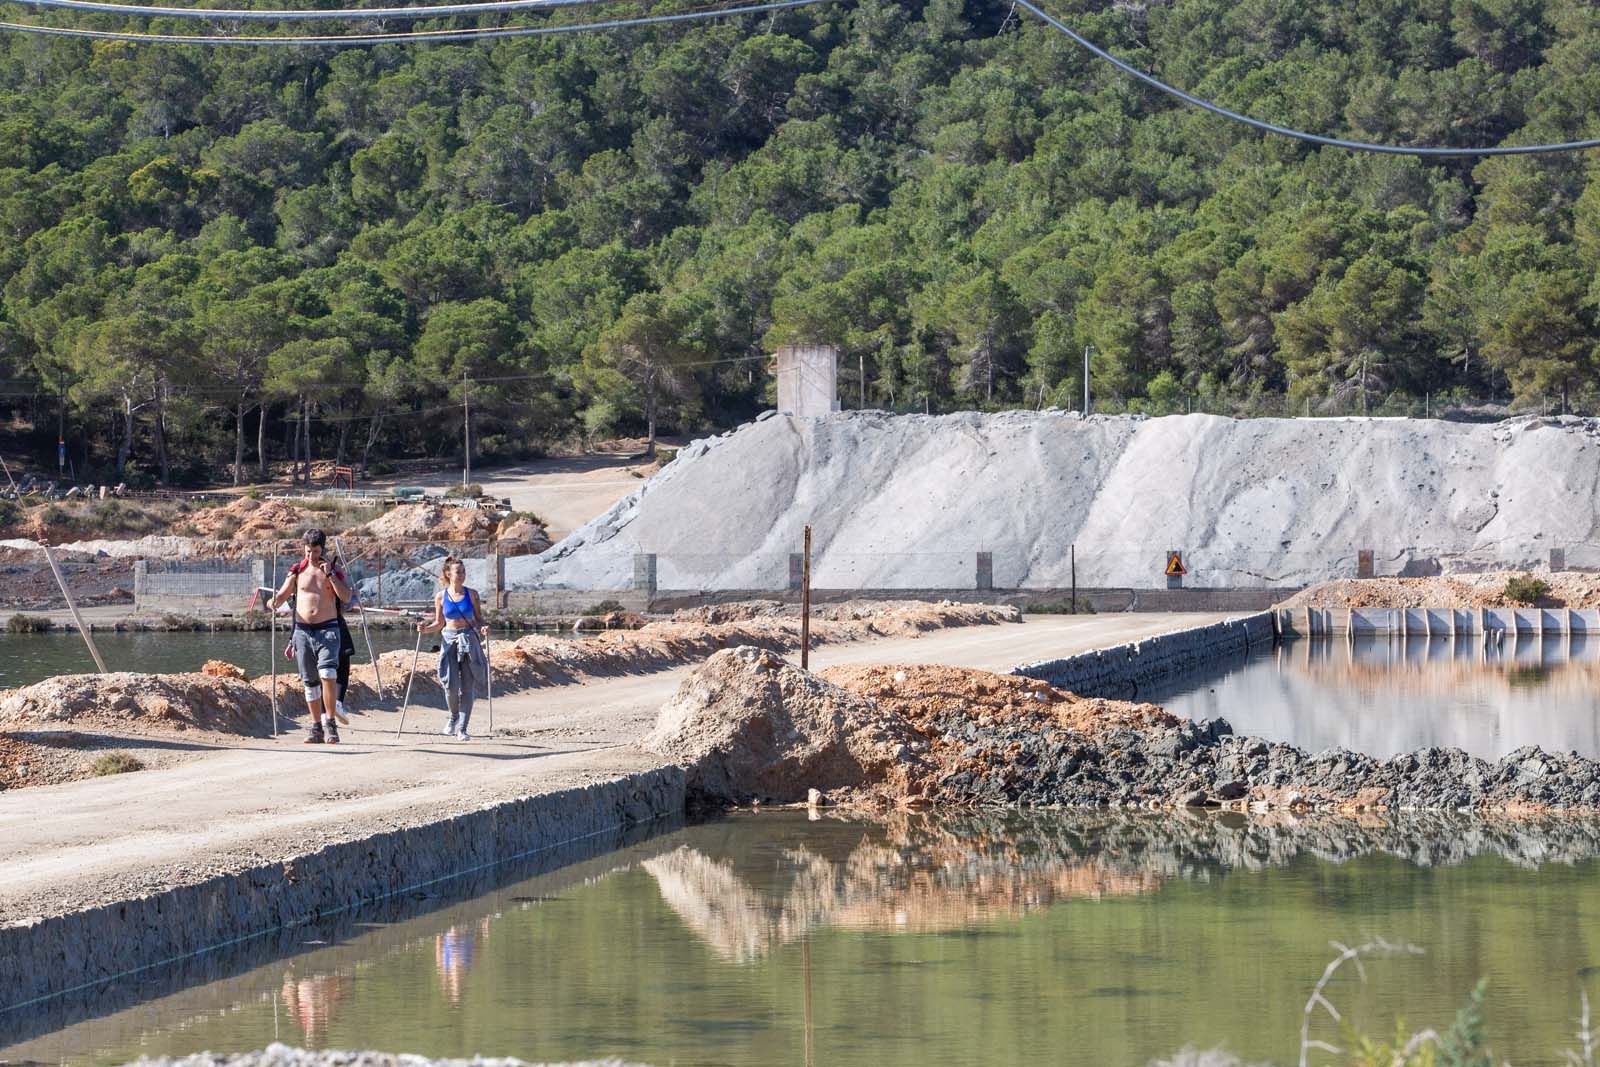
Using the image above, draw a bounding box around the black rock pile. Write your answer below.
[922,708,1600,813]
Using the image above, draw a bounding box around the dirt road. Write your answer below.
[364,453,649,541]
[0,613,1230,925]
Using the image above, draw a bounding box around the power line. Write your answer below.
[1015,0,1600,157]
[0,0,830,44]
[3,0,602,20]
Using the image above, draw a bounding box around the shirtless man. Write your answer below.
[268,528,352,744]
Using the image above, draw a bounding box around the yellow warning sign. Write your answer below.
[1165,551,1187,577]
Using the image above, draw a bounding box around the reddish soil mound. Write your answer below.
[201,660,248,680]
[1281,571,1600,609]
[822,664,1178,738]
[359,504,500,543]
[183,497,313,541]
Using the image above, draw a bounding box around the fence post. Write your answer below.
[492,544,505,609]
[975,551,993,592]
[133,559,148,609]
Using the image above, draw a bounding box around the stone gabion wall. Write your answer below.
[0,767,685,1012]
[1012,612,1275,697]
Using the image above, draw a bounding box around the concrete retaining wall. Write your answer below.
[0,767,684,1012]
[1279,606,1600,636]
[1012,612,1275,697]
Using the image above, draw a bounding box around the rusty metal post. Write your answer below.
[801,525,812,671]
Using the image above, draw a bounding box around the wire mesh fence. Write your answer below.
[3,536,1598,616]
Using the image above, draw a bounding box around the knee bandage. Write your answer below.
[304,685,322,705]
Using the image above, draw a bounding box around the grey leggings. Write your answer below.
[444,670,475,725]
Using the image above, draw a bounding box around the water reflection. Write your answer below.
[9,810,1600,1067]
[434,919,491,1004]
[279,973,351,1045]
[643,810,1600,960]
[1146,634,1600,758]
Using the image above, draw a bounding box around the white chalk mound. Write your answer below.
[508,411,1600,589]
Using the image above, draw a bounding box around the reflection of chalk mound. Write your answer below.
[643,810,1600,960]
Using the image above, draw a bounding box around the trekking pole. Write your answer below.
[334,535,384,699]
[396,623,424,739]
[485,631,493,735]
[269,542,280,737]
[269,594,279,739]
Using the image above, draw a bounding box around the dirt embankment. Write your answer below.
[646,649,1600,816]
[0,600,1017,792]
[0,669,273,789]
[1281,571,1600,609]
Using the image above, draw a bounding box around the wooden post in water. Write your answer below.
[42,543,107,674]
[801,525,812,671]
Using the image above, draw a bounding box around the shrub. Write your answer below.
[445,483,484,499]
[1503,573,1550,605]
[581,598,627,616]
[1023,601,1092,615]
[91,752,145,776]
[7,613,52,633]
[0,497,20,531]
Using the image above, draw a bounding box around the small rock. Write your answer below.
[807,788,828,808]
[1180,789,1210,807]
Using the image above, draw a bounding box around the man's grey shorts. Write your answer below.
[293,622,341,685]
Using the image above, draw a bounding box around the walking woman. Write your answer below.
[417,556,490,740]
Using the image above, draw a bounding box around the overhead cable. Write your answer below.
[2,0,602,22]
[1014,0,1600,157]
[0,0,828,43]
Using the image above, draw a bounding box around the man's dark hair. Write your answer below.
[303,528,327,548]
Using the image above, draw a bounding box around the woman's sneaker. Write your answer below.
[304,723,325,744]
[441,717,458,736]
[456,726,471,741]
[325,721,341,745]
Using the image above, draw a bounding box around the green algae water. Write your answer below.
[0,631,424,688]
[7,810,1600,1067]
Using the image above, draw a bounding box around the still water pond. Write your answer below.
[6,810,1600,1066]
[0,631,426,688]
[1145,634,1600,759]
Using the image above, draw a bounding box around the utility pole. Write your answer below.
[801,525,812,671]
[462,373,471,489]
[1083,345,1091,415]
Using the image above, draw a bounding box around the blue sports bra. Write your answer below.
[442,588,474,622]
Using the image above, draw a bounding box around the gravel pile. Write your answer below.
[907,711,1600,813]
